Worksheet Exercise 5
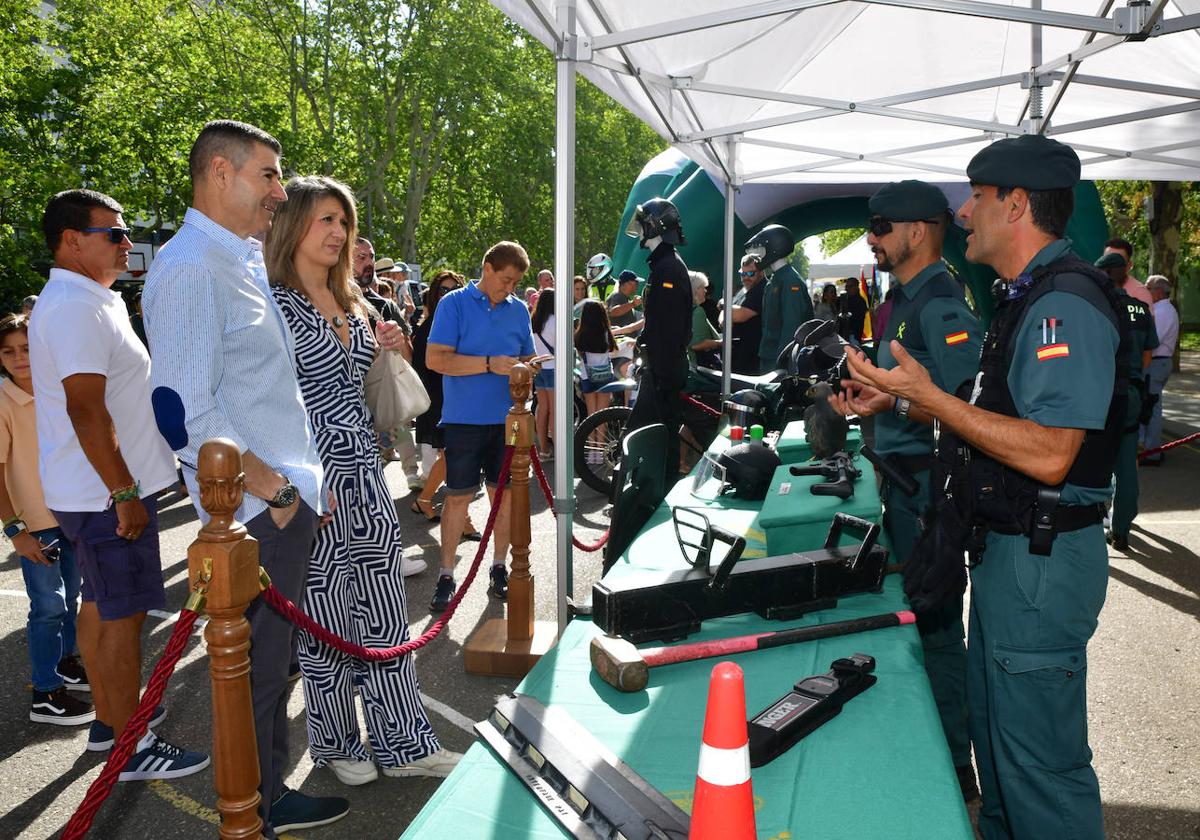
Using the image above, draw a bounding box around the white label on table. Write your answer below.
[779,482,792,495]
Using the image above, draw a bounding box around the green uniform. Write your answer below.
[970,240,1119,840]
[758,262,813,371]
[1110,292,1157,539]
[876,261,982,769]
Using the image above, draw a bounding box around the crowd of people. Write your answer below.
[1,114,1189,840]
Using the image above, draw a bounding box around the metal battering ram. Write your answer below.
[474,693,690,840]
[592,512,889,643]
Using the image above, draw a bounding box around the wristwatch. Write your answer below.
[4,519,28,539]
[266,482,299,509]
[893,397,912,420]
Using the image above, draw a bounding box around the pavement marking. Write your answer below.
[147,780,305,839]
[0,588,27,598]
[419,692,477,735]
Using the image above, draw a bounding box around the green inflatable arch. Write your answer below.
[608,155,1109,326]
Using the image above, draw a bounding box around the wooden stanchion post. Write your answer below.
[188,439,265,839]
[464,364,559,676]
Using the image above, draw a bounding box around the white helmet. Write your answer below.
[586,253,613,284]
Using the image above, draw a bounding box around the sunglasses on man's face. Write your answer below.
[868,216,942,238]
[81,226,132,244]
[739,269,758,278]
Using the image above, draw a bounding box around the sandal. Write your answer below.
[410,498,441,522]
[462,521,483,542]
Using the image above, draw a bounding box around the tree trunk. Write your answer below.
[1148,181,1184,370]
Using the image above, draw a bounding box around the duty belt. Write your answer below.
[986,502,1104,537]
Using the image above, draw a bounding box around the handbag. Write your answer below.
[586,358,617,385]
[364,348,431,432]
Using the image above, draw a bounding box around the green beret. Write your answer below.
[966,134,1080,190]
[868,180,949,222]
[1094,252,1127,270]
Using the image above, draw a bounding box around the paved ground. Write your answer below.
[0,366,1197,839]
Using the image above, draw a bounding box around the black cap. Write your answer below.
[966,134,1081,190]
[868,180,949,222]
[618,269,638,283]
[1094,252,1127,270]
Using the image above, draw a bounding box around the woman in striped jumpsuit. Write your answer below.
[264,175,458,784]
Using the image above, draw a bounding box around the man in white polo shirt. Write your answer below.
[29,189,208,781]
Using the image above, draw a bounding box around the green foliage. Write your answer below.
[0,0,664,294]
[818,227,864,259]
[1097,180,1199,277]
[1180,330,1200,352]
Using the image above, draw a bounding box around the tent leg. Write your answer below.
[553,0,577,636]
[722,137,738,398]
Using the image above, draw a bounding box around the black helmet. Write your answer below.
[724,389,772,430]
[625,197,686,247]
[744,224,796,266]
[716,442,781,500]
[779,319,847,377]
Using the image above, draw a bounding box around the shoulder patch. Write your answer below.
[945,331,969,346]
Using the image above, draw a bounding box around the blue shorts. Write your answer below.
[580,378,612,394]
[52,503,165,621]
[443,423,508,495]
[534,368,555,390]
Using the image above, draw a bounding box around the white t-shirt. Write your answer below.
[534,314,556,370]
[29,268,177,511]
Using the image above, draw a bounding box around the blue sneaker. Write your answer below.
[118,734,210,781]
[87,705,167,752]
[270,787,350,832]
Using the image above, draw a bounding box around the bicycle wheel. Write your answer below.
[574,405,633,495]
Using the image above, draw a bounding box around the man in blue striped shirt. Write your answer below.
[143,120,347,836]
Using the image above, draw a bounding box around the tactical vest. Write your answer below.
[941,256,1129,551]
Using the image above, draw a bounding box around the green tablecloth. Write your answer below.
[401,423,973,840]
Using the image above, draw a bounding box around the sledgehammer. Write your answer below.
[590,610,916,692]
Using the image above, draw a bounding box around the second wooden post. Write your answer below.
[463,364,558,676]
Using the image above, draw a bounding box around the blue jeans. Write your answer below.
[19,526,81,692]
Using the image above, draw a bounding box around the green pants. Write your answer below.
[882,470,970,767]
[1111,390,1142,539]
[969,528,1108,840]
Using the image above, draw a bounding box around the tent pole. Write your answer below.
[722,136,738,399]
[552,0,577,635]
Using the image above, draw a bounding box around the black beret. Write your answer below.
[868,180,949,222]
[966,134,1081,190]
[1094,252,1127,270]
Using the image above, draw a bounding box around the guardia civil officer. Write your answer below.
[843,134,1126,839]
[830,180,981,800]
[748,224,813,372]
[624,198,693,483]
[1095,251,1157,552]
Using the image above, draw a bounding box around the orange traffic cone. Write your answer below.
[690,661,756,839]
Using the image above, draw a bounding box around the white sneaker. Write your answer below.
[380,748,463,778]
[327,757,379,786]
[401,555,428,577]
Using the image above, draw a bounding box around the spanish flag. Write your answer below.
[859,268,873,340]
[945,331,969,346]
[1036,343,1070,361]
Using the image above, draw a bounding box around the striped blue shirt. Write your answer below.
[142,207,323,523]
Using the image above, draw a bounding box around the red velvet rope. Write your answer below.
[679,391,722,418]
[62,609,201,839]
[1137,430,1199,461]
[529,447,609,552]
[264,445,516,660]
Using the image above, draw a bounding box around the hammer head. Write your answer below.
[590,634,648,693]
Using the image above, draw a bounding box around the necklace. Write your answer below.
[332,315,345,328]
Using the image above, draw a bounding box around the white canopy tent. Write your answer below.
[810,233,878,280]
[490,0,1200,629]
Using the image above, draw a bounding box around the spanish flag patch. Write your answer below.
[1036,343,1070,361]
[662,282,673,289]
[945,331,969,346]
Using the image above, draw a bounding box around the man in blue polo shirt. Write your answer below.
[426,241,536,611]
